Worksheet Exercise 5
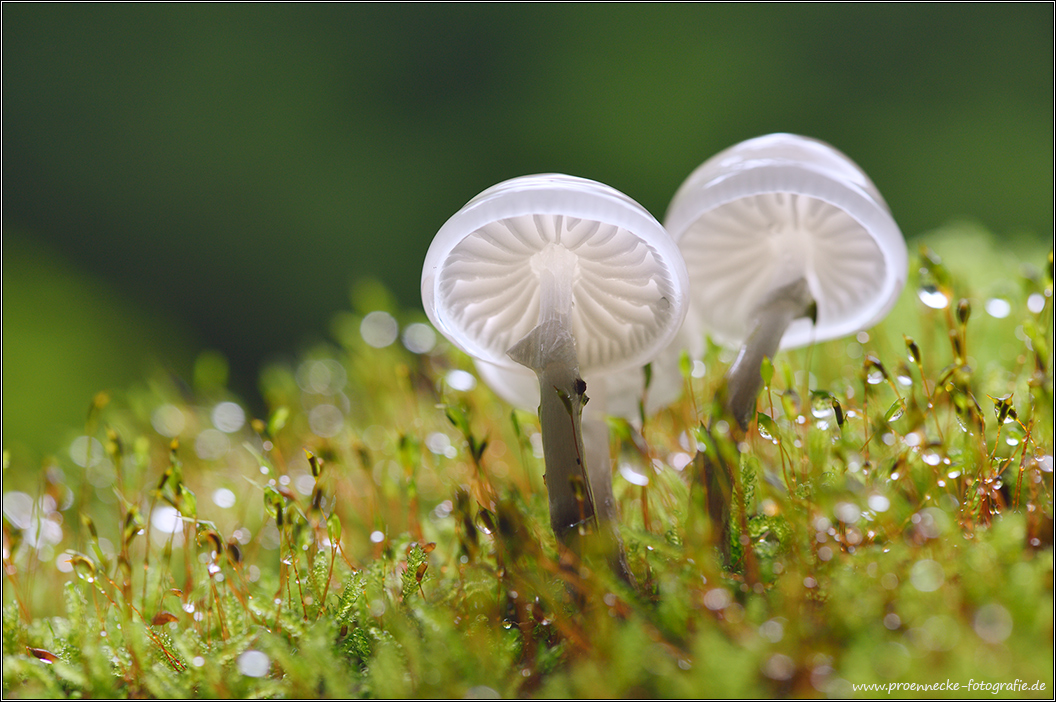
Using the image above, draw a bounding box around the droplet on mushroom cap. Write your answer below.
[665,133,907,351]
[422,174,689,375]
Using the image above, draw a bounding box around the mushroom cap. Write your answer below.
[422,174,689,375]
[664,133,907,351]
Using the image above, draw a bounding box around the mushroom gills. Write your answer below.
[724,277,815,430]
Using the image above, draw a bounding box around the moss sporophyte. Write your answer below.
[2,137,1052,698]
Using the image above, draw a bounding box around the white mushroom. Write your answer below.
[664,133,907,429]
[422,174,688,570]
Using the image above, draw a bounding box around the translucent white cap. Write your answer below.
[472,354,683,419]
[422,174,689,375]
[664,133,907,351]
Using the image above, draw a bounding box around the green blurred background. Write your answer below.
[3,5,1052,463]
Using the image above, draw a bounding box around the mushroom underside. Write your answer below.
[679,192,887,348]
[436,214,681,371]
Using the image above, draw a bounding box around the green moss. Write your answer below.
[2,229,1052,698]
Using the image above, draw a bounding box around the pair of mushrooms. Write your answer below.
[421,133,907,575]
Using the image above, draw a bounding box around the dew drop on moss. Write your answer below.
[1027,292,1046,313]
[918,285,949,310]
[973,603,1013,643]
[909,559,944,592]
[984,298,1012,318]
[237,650,270,678]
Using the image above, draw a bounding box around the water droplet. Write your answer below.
[237,650,270,678]
[867,494,890,513]
[1,492,35,530]
[69,436,105,468]
[762,653,795,681]
[834,502,861,524]
[445,369,477,392]
[973,603,1013,643]
[702,588,731,610]
[474,512,494,535]
[984,298,1011,319]
[618,462,649,487]
[1027,292,1045,314]
[922,450,941,466]
[915,508,948,539]
[151,506,183,535]
[466,685,501,698]
[212,402,246,433]
[909,559,944,592]
[866,369,885,385]
[360,311,399,348]
[308,404,345,438]
[669,452,692,472]
[370,530,385,544]
[195,429,230,460]
[425,432,453,456]
[759,618,784,643]
[182,603,195,614]
[918,285,949,310]
[401,323,437,354]
[212,488,237,509]
[151,404,186,437]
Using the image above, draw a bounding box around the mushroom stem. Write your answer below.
[507,258,599,542]
[582,405,637,588]
[725,277,815,430]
